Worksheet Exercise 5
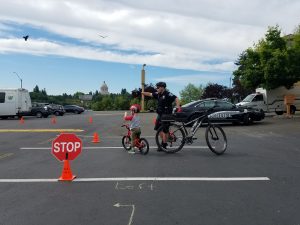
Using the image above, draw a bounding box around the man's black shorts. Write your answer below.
[154,114,171,133]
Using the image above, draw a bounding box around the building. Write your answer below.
[100,81,109,95]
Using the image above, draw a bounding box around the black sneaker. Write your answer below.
[157,147,163,152]
[162,142,168,149]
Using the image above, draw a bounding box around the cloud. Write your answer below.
[0,0,299,72]
[153,73,230,86]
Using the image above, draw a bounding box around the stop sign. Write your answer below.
[52,133,82,161]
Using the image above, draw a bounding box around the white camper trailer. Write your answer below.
[236,82,300,115]
[0,88,32,119]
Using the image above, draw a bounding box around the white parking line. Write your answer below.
[0,177,270,183]
[20,146,209,150]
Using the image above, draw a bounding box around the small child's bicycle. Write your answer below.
[121,124,149,155]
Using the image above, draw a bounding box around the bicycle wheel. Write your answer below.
[155,124,185,153]
[122,136,131,150]
[138,138,149,155]
[205,124,227,155]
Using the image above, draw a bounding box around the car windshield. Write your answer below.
[241,94,256,102]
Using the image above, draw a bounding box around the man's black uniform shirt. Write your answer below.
[152,91,177,115]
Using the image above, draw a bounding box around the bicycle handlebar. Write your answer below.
[121,124,130,130]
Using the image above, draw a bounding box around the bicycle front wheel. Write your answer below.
[122,136,131,151]
[139,138,149,155]
[205,124,227,155]
[155,124,185,153]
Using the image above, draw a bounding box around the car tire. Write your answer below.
[36,112,43,118]
[243,114,253,125]
[55,111,60,116]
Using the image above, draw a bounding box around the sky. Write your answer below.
[0,0,299,97]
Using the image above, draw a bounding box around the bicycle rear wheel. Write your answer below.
[122,136,131,150]
[205,124,227,155]
[155,124,185,153]
[138,138,149,155]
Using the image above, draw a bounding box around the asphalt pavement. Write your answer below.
[0,111,299,225]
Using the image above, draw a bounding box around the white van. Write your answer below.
[236,82,300,115]
[0,88,32,119]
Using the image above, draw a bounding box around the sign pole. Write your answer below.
[52,133,82,181]
[141,64,146,112]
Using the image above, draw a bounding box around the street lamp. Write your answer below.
[141,64,146,112]
[13,72,23,89]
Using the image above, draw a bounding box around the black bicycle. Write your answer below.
[155,107,227,155]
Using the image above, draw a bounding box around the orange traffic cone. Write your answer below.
[89,116,93,124]
[92,132,100,143]
[59,160,76,181]
[51,116,57,124]
[20,117,25,124]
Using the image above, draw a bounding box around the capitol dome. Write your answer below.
[100,81,109,95]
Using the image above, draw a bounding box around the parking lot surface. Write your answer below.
[0,111,300,225]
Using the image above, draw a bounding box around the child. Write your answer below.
[123,104,141,154]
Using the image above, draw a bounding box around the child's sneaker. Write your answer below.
[128,149,135,154]
[133,147,140,153]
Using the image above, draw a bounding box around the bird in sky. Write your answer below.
[23,35,29,41]
[99,34,108,38]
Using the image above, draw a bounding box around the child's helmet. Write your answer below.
[130,104,141,113]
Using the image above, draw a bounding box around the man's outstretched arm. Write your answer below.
[141,91,153,97]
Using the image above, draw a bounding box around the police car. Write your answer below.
[174,99,265,125]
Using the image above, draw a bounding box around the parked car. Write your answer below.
[174,99,265,125]
[28,102,52,118]
[64,105,85,114]
[49,104,65,116]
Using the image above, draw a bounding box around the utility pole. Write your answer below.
[141,64,146,112]
[13,72,23,89]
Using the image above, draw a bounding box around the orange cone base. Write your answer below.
[58,160,76,181]
[59,175,76,181]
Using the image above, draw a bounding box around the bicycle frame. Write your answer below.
[122,124,142,148]
[169,111,212,140]
[157,106,227,154]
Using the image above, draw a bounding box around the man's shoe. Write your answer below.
[128,149,135,154]
[157,143,168,152]
[157,147,163,152]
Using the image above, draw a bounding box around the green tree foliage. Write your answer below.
[179,83,204,105]
[30,85,49,102]
[146,99,157,111]
[233,25,300,91]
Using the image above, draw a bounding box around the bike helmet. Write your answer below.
[156,82,166,88]
[130,104,141,113]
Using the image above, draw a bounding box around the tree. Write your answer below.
[179,83,204,105]
[231,77,253,102]
[233,25,300,91]
[202,83,232,99]
[33,85,40,93]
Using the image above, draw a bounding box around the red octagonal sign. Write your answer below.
[52,133,82,161]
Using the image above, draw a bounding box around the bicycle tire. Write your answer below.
[139,138,149,155]
[155,124,185,153]
[122,136,131,151]
[205,124,227,155]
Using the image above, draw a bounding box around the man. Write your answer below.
[142,82,181,151]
